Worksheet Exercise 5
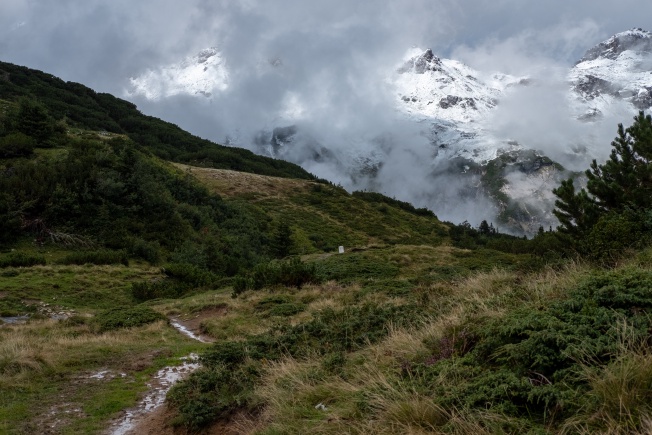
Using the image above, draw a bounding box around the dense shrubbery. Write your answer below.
[0,133,36,158]
[57,249,129,266]
[92,305,165,332]
[317,251,400,282]
[352,191,436,218]
[406,268,652,427]
[232,257,320,296]
[254,296,306,317]
[130,280,183,302]
[131,263,223,301]
[0,134,272,276]
[0,252,46,268]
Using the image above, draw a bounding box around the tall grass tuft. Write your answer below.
[563,321,652,434]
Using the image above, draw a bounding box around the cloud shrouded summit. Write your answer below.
[2,1,652,228]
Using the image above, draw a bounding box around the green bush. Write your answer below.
[130,238,162,264]
[317,252,399,282]
[409,267,652,425]
[0,133,35,158]
[581,210,648,264]
[352,191,436,218]
[131,263,220,302]
[131,280,191,302]
[267,303,305,317]
[92,305,165,332]
[0,269,19,277]
[58,249,129,266]
[231,258,320,296]
[163,262,220,287]
[168,362,259,430]
[0,252,46,268]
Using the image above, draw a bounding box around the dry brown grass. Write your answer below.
[173,163,313,199]
[0,319,171,384]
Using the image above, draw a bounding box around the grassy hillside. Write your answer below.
[0,159,458,433]
[175,164,447,251]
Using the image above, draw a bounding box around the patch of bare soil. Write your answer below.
[126,406,252,435]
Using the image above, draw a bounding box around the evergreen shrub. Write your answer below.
[92,305,165,332]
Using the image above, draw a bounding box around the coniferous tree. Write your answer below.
[15,98,56,144]
[553,111,652,237]
[271,221,293,258]
[552,179,599,236]
[586,111,652,211]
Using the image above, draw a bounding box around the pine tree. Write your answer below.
[15,98,56,144]
[271,221,293,258]
[552,179,598,236]
[586,111,652,211]
[553,111,652,236]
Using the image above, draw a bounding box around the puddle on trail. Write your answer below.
[107,320,209,434]
[108,354,200,435]
[0,315,30,325]
[89,370,127,381]
[0,302,75,327]
[170,319,213,343]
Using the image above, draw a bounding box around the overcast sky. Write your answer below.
[1,0,649,95]
[1,0,650,227]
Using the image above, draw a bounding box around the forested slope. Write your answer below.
[0,61,313,179]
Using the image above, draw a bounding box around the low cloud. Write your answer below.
[2,1,651,228]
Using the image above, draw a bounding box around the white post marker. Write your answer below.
[338,246,344,254]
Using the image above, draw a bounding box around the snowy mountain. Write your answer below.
[125,29,652,233]
[390,47,528,164]
[127,48,228,100]
[392,48,522,123]
[570,28,652,120]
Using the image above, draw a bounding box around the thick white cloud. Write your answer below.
[2,1,649,95]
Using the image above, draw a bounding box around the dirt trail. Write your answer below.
[106,320,208,435]
[107,353,200,435]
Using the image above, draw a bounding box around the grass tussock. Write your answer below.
[562,321,652,434]
[0,319,171,383]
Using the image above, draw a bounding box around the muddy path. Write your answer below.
[106,317,212,435]
[169,319,213,343]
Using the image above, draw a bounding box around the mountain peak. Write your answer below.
[397,48,442,74]
[580,28,652,63]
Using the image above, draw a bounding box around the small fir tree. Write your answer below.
[271,221,293,258]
